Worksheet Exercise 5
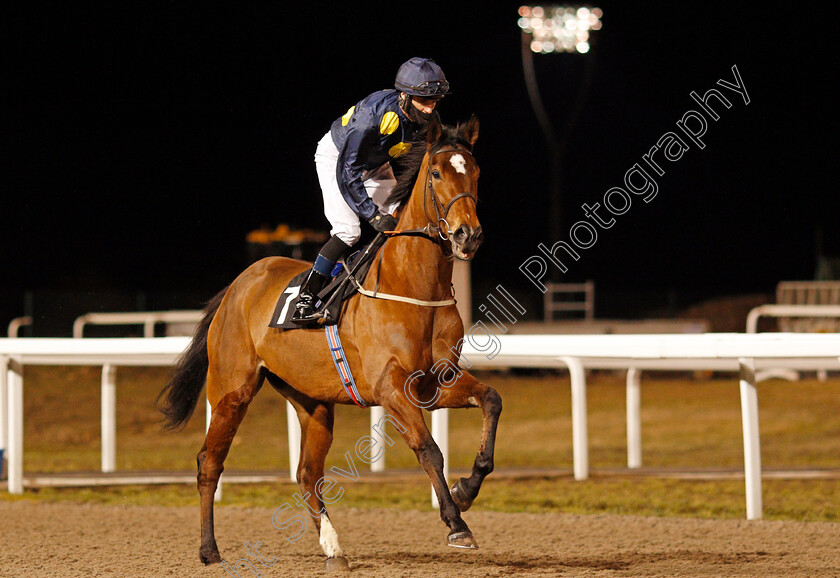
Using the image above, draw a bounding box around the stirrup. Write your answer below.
[291,296,329,324]
[292,306,318,324]
[291,310,330,325]
[292,310,325,324]
[293,300,335,323]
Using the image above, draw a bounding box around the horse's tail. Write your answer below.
[156,286,228,431]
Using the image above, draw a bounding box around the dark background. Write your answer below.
[3,2,838,334]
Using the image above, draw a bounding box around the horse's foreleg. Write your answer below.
[290,398,350,572]
[430,372,502,512]
[380,394,477,549]
[197,374,258,565]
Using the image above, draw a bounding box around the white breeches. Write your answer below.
[314,131,400,246]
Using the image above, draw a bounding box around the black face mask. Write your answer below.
[400,94,435,127]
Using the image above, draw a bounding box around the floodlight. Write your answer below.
[518,5,602,54]
[517,5,603,246]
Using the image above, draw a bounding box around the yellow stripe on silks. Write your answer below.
[341,106,356,126]
[379,111,400,135]
[389,142,412,158]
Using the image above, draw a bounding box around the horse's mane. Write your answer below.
[387,121,475,209]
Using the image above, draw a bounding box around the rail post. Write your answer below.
[738,357,763,520]
[626,367,642,469]
[0,355,7,480]
[101,364,116,472]
[206,398,222,502]
[7,358,23,494]
[430,408,450,508]
[560,356,588,480]
[369,406,386,472]
[287,401,301,482]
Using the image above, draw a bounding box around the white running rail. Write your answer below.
[2,333,839,521]
[73,310,203,338]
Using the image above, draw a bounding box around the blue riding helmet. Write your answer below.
[394,57,450,98]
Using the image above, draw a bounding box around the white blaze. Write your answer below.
[450,154,467,174]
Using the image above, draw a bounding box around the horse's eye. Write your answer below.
[432,170,441,179]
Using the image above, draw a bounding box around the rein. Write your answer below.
[349,274,456,307]
[344,237,456,308]
[348,145,477,309]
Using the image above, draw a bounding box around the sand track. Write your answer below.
[2,500,838,576]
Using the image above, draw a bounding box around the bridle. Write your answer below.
[424,146,479,240]
[388,145,478,242]
[338,145,478,310]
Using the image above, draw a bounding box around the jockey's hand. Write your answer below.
[368,212,398,233]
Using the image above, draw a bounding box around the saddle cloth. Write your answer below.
[268,236,385,331]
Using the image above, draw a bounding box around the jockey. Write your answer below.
[293,57,450,323]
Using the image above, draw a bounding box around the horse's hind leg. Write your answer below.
[430,371,502,512]
[280,387,349,572]
[197,366,261,565]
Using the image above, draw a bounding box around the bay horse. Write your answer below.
[158,115,501,572]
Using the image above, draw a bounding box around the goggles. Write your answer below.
[409,79,450,96]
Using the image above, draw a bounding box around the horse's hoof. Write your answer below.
[448,531,479,549]
[199,548,222,565]
[325,556,351,572]
[450,480,474,512]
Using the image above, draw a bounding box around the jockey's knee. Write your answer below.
[333,228,360,248]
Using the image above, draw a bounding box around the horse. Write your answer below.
[157,114,501,572]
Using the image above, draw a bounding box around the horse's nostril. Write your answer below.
[473,226,484,245]
[454,225,469,242]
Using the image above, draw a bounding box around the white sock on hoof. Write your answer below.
[319,515,344,558]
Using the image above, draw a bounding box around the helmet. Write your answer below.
[394,57,450,98]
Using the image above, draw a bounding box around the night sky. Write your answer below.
[4,2,838,330]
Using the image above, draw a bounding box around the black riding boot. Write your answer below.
[291,268,330,323]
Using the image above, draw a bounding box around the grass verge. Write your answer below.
[4,366,839,522]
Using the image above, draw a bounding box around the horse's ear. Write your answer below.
[460,115,479,147]
[426,114,443,146]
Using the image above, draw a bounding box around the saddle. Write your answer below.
[269,235,387,331]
